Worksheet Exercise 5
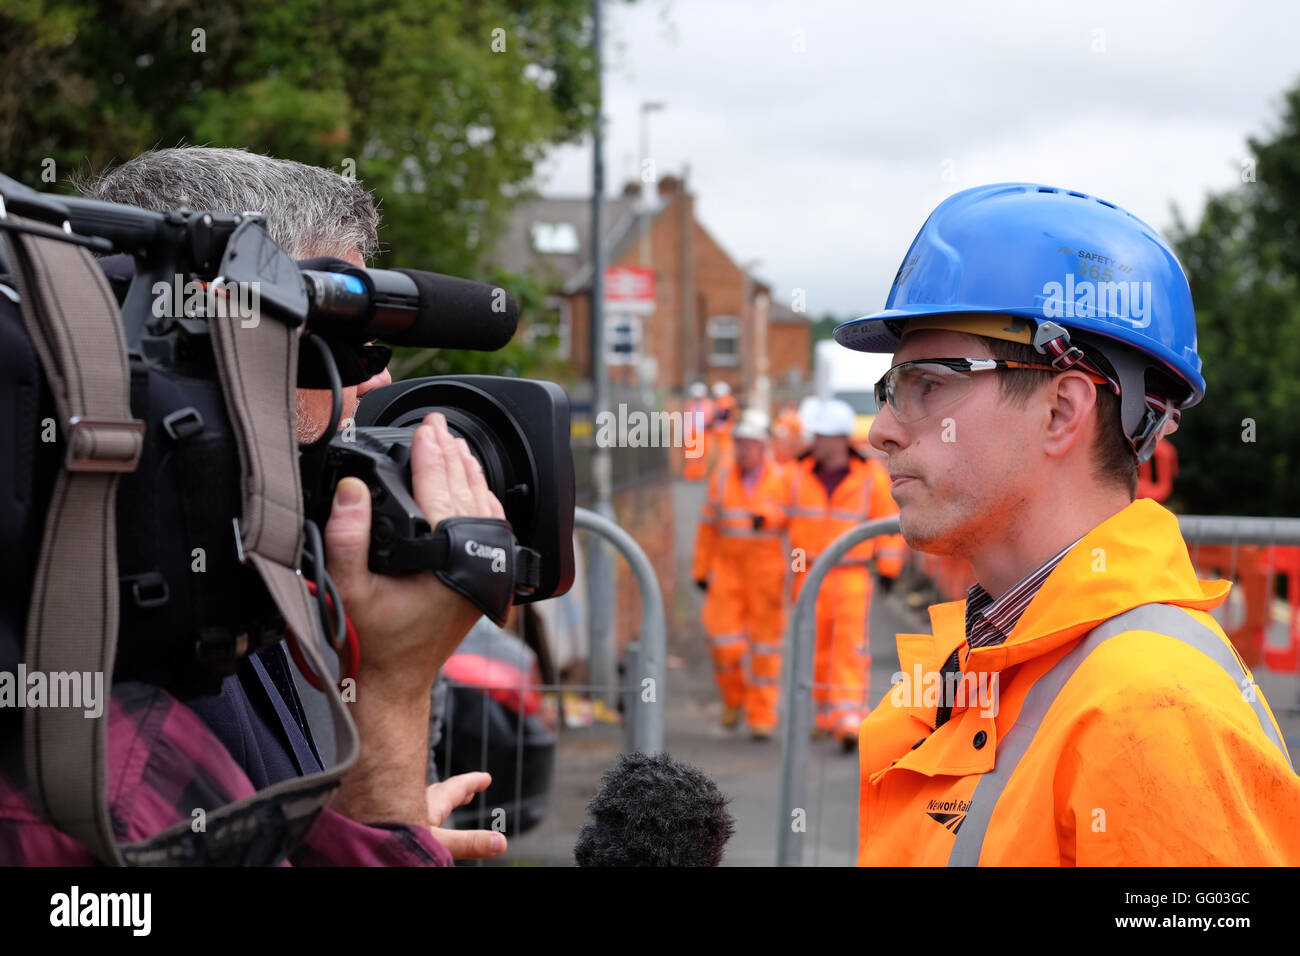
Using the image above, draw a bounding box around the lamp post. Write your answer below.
[638,101,665,266]
[588,0,617,705]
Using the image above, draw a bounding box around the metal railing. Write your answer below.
[777,516,899,867]
[434,506,666,859]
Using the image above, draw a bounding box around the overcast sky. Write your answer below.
[536,0,1300,318]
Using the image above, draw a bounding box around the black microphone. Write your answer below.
[301,266,518,351]
[574,751,736,866]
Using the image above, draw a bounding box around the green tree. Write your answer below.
[1,0,624,375]
[1168,85,1300,517]
[810,312,846,344]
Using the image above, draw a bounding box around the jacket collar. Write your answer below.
[896,498,1231,683]
[880,499,1230,779]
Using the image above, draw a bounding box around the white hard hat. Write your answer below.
[689,382,708,398]
[712,381,731,398]
[733,409,770,442]
[805,398,855,437]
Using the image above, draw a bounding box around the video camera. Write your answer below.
[0,174,574,700]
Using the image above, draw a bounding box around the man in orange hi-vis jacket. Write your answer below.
[771,403,805,465]
[683,382,713,481]
[692,410,789,739]
[709,381,739,468]
[782,399,904,751]
[841,182,1298,866]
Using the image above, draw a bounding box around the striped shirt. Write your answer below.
[934,537,1082,729]
[964,537,1083,649]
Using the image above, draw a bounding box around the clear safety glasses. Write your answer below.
[872,357,1110,424]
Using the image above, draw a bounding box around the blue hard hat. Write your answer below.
[833,183,1204,408]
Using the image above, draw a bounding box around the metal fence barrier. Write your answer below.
[777,516,899,867]
[776,513,1300,867]
[436,506,665,860]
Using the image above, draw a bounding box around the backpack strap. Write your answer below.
[3,212,143,864]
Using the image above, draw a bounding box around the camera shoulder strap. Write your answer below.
[3,213,143,865]
[5,215,360,865]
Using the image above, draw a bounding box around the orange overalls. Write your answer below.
[710,394,739,469]
[783,454,903,740]
[683,397,713,481]
[692,457,789,731]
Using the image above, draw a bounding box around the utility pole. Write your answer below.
[588,0,617,705]
[638,101,665,266]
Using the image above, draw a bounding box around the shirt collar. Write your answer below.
[964,537,1083,650]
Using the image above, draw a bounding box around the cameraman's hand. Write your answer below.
[324,412,505,829]
[426,773,508,859]
[325,412,505,694]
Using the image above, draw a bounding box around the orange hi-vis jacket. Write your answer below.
[783,454,903,578]
[858,498,1300,866]
[692,458,791,728]
[693,458,788,582]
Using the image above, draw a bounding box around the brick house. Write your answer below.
[489,172,812,409]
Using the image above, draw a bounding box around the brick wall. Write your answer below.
[610,478,677,653]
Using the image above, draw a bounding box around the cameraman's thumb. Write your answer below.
[324,477,372,589]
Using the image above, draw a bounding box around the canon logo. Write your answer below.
[466,540,508,573]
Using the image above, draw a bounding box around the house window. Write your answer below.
[530,222,580,255]
[606,313,642,365]
[708,315,740,366]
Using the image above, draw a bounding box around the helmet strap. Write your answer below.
[1032,321,1182,464]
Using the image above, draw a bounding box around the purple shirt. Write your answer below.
[0,681,451,866]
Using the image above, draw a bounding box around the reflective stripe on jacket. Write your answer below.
[783,455,903,575]
[858,498,1300,866]
[693,458,788,581]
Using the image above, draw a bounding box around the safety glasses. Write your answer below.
[873,357,1109,424]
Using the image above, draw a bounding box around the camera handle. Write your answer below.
[383,516,540,627]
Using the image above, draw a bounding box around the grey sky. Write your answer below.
[536,0,1300,317]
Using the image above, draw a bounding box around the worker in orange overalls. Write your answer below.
[710,381,739,469]
[692,410,789,739]
[782,398,903,751]
[771,402,805,465]
[682,381,713,481]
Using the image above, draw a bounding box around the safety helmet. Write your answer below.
[833,183,1201,463]
[688,381,708,399]
[712,381,731,398]
[805,399,855,437]
[733,409,771,442]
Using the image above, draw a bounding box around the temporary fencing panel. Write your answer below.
[436,506,665,864]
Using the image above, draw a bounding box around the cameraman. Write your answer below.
[0,148,502,864]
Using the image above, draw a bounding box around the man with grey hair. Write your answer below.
[72,146,506,862]
[79,146,389,442]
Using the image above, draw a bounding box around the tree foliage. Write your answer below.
[1,0,617,375]
[1167,85,1300,517]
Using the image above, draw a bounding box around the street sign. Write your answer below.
[604,266,656,314]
